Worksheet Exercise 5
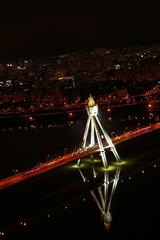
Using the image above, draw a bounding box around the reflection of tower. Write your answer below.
[78,95,120,168]
[90,166,121,230]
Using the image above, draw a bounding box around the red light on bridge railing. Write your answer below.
[148,104,152,108]
[69,112,73,117]
[29,116,33,121]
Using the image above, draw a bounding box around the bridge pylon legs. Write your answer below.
[77,95,120,168]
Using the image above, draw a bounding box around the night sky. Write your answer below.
[0,1,160,58]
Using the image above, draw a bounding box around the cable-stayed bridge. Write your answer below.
[0,96,160,191]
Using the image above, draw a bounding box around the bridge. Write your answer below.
[0,96,160,191]
[0,84,160,120]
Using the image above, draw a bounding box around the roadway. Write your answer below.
[1,90,160,120]
[0,122,160,190]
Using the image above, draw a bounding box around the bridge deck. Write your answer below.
[0,123,160,190]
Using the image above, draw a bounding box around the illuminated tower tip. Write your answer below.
[87,94,95,107]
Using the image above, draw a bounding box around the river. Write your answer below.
[0,102,160,239]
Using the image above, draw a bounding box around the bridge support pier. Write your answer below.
[78,95,120,168]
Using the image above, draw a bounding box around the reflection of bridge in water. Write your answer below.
[0,96,160,191]
[77,157,122,230]
[91,166,121,230]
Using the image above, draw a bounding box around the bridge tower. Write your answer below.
[90,165,121,230]
[79,95,120,168]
